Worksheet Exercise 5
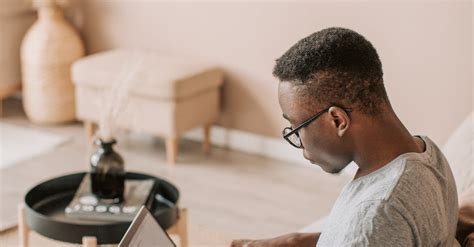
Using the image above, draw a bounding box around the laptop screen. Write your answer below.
[119,206,176,247]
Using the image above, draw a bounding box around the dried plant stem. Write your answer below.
[97,54,144,142]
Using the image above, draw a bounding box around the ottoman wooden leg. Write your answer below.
[84,121,97,144]
[203,124,212,154]
[18,204,29,247]
[166,137,178,165]
[82,236,97,247]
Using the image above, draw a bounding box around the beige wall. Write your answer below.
[76,0,472,145]
[0,0,36,89]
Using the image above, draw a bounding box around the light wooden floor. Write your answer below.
[0,98,350,246]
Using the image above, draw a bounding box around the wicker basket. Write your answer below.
[21,0,84,124]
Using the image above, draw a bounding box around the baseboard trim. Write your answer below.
[183,125,358,175]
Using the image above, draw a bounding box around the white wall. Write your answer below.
[77,0,473,160]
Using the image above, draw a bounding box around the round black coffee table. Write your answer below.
[18,172,188,247]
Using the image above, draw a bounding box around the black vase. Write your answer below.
[90,138,125,202]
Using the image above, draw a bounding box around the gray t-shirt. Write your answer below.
[317,136,459,247]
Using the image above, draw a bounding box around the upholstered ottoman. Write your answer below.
[71,50,224,164]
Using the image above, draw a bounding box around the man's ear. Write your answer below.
[328,106,350,137]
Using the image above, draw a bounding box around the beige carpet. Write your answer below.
[0,122,69,170]
[0,121,70,230]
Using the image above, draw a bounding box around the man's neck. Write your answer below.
[352,113,424,180]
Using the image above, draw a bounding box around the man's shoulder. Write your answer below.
[389,137,457,205]
[352,142,454,214]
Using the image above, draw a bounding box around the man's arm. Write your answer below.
[231,232,320,247]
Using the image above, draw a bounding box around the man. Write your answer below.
[231,27,458,246]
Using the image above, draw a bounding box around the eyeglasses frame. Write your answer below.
[282,106,353,148]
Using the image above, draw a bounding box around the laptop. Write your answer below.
[119,206,176,247]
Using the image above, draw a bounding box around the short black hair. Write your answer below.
[273,27,389,115]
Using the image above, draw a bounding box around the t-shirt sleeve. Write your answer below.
[339,201,416,247]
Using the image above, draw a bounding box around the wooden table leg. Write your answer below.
[82,236,97,247]
[177,208,188,247]
[167,208,188,247]
[166,137,178,165]
[18,204,29,247]
[203,124,212,155]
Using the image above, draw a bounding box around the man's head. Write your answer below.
[273,27,390,173]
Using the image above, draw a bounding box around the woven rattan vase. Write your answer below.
[21,1,84,124]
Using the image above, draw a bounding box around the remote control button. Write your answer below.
[80,195,98,205]
[123,206,137,214]
[109,205,121,214]
[96,205,107,213]
[82,205,94,212]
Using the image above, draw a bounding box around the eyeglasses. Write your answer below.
[282,106,352,148]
